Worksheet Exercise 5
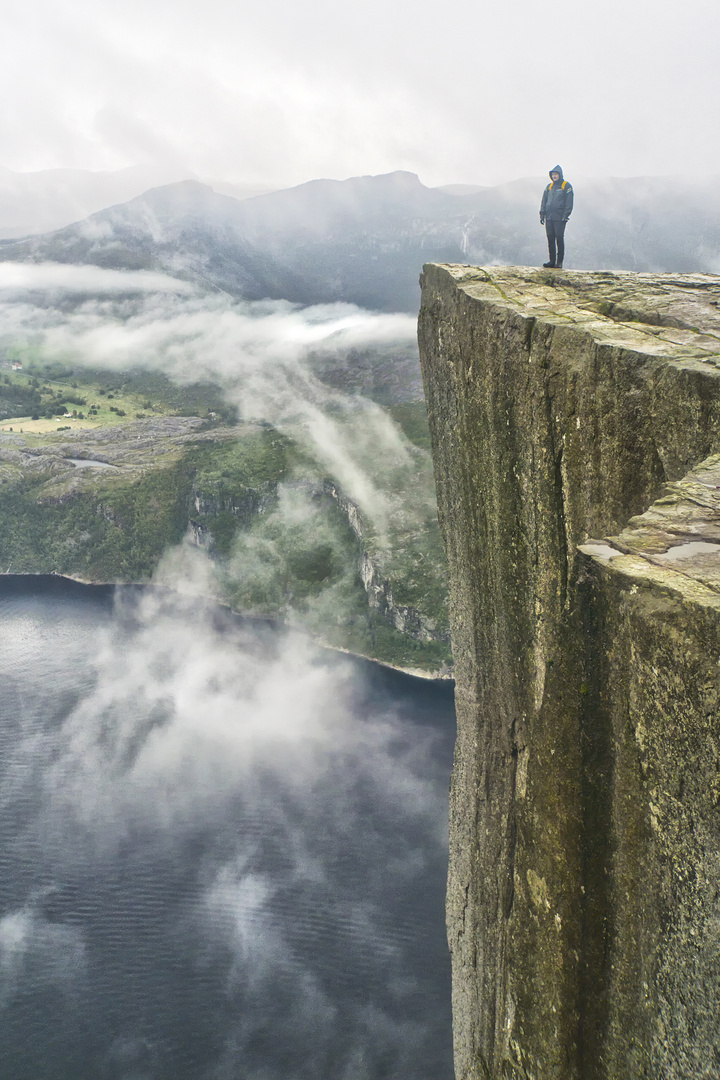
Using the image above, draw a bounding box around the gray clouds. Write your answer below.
[1,0,719,186]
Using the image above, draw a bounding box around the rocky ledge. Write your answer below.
[418,265,720,1080]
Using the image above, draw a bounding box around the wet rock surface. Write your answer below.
[418,265,720,1079]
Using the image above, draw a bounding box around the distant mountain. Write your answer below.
[0,180,315,301]
[0,165,198,239]
[435,184,486,196]
[0,172,464,309]
[2,170,720,311]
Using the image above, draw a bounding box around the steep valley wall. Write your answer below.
[0,416,450,672]
[418,265,720,1080]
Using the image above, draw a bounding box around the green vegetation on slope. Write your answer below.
[0,462,192,579]
[0,362,239,427]
[0,361,451,672]
[389,400,433,451]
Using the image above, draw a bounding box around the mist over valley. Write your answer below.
[1,0,716,1072]
[3,163,718,671]
[2,161,719,1078]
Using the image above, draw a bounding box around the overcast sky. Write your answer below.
[3,0,719,188]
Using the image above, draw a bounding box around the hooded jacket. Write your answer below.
[540,165,573,222]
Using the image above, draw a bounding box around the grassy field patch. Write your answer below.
[0,417,99,433]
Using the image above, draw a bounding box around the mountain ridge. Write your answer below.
[2,170,720,311]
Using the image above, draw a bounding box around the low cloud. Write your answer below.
[0,261,196,294]
[0,276,428,540]
[36,561,447,846]
[0,903,87,1009]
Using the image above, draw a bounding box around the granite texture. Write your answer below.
[418,265,720,1079]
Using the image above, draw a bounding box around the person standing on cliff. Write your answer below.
[539,165,573,269]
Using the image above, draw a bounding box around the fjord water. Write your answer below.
[0,576,455,1080]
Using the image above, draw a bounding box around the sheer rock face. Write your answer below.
[418,265,720,1080]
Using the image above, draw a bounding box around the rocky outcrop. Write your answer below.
[418,265,720,1080]
[324,479,450,647]
[358,549,448,643]
[188,487,276,546]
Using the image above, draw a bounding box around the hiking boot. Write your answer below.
[543,261,556,268]
[556,264,563,269]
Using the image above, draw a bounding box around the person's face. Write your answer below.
[550,172,560,182]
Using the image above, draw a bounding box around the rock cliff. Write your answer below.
[418,265,720,1079]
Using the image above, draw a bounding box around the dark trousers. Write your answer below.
[545,219,567,266]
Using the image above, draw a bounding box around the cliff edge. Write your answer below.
[418,265,720,1079]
